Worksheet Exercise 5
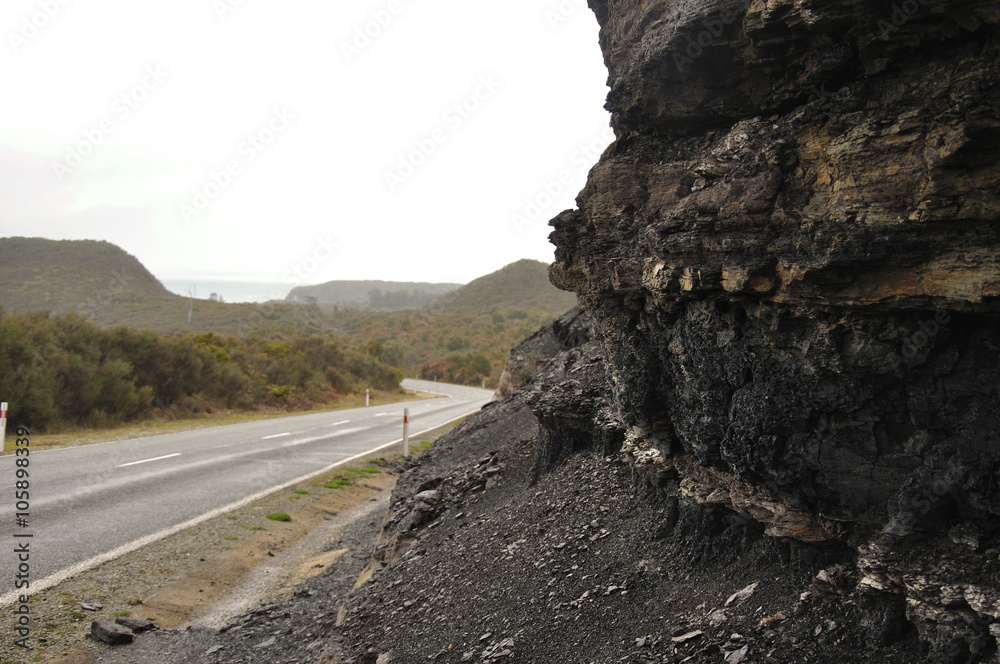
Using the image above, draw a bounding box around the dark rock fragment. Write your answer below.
[91,620,134,645]
[115,616,156,633]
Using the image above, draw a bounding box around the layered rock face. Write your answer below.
[550,0,1000,659]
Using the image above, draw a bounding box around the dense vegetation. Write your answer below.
[333,307,556,386]
[365,288,445,311]
[287,280,460,310]
[0,308,402,432]
[0,238,578,432]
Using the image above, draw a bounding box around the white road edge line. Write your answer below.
[116,453,182,468]
[262,433,291,440]
[0,406,484,607]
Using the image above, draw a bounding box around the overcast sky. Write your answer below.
[0,0,611,292]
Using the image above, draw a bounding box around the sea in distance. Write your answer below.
[162,279,291,304]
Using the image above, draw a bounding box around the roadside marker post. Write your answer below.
[403,408,410,457]
[0,402,7,452]
[365,389,370,407]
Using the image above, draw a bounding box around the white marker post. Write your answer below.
[402,408,410,457]
[0,402,7,452]
[365,389,370,407]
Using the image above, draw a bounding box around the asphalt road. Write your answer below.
[0,379,492,604]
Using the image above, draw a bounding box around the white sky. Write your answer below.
[0,0,611,287]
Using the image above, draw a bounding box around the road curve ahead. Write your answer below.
[0,379,493,604]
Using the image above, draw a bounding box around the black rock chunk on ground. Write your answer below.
[91,620,134,645]
[115,617,156,633]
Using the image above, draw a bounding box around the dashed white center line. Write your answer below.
[262,433,291,440]
[328,420,351,427]
[282,427,366,448]
[374,412,391,418]
[117,453,181,468]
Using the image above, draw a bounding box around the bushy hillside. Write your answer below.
[0,237,177,317]
[427,259,577,315]
[287,280,460,310]
[0,239,577,391]
[0,308,402,431]
[0,237,330,334]
[335,307,559,387]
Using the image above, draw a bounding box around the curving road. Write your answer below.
[0,379,492,604]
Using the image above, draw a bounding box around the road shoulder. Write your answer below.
[4,467,396,664]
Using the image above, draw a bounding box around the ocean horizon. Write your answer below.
[161,279,292,304]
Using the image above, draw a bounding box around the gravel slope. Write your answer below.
[328,397,922,664]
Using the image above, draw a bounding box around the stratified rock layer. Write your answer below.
[549,1,1000,660]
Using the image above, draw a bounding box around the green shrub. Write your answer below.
[0,309,408,431]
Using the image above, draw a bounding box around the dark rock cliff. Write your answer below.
[547,0,1000,660]
[328,3,1000,662]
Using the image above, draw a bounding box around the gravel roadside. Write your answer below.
[89,485,391,664]
[0,457,403,664]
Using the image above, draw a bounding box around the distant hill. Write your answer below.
[0,237,310,334]
[0,239,578,388]
[0,240,574,350]
[427,259,577,315]
[287,280,461,311]
[0,237,179,317]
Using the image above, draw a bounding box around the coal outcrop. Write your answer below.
[549,0,1000,660]
[332,1,1000,663]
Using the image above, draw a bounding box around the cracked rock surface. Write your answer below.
[550,0,1000,660]
[329,315,918,663]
